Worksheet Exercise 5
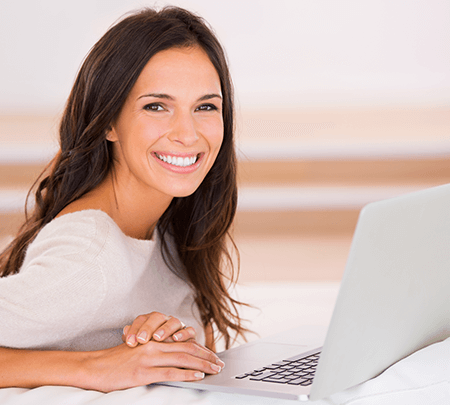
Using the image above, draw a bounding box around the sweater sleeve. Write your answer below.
[0,214,108,349]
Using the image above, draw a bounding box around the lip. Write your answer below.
[151,151,205,174]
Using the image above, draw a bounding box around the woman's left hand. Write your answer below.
[122,312,197,347]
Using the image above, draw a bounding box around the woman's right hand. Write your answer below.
[86,339,224,392]
[122,312,196,347]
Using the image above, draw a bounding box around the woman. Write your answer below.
[0,6,247,392]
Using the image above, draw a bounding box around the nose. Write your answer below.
[168,110,199,147]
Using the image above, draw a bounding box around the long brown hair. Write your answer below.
[0,7,248,348]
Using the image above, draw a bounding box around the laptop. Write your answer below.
[159,183,450,401]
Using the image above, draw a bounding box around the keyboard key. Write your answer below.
[290,360,306,365]
[292,365,310,371]
[284,374,302,380]
[268,373,290,380]
[264,364,282,370]
[300,379,313,386]
[233,351,322,383]
[280,365,295,370]
[274,360,293,365]
[291,371,309,378]
[262,377,291,384]
[249,371,263,377]
[287,377,310,385]
[249,371,277,381]
[295,364,311,369]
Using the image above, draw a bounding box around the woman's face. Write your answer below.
[107,46,224,200]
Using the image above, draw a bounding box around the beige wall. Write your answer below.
[1,1,449,281]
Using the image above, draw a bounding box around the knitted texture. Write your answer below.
[0,210,204,351]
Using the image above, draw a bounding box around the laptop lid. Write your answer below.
[159,183,450,400]
[310,183,450,399]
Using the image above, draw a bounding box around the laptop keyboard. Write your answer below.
[234,351,321,386]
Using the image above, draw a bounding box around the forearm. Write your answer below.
[0,327,224,392]
[0,347,92,389]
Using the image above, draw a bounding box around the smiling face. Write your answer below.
[107,46,224,201]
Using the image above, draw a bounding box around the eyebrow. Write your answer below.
[138,93,222,102]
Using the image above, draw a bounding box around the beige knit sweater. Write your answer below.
[0,210,204,351]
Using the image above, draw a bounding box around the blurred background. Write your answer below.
[1,0,449,283]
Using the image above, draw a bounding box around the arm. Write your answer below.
[0,340,223,392]
[1,312,224,391]
[0,347,89,389]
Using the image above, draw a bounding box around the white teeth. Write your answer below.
[156,153,198,167]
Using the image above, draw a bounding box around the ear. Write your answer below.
[105,125,118,142]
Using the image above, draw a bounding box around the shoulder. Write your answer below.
[21,210,118,270]
[0,211,121,348]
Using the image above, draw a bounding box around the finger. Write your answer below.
[122,325,130,343]
[163,335,193,343]
[126,313,168,347]
[151,316,188,342]
[153,349,223,375]
[173,337,224,368]
[146,367,205,384]
[125,316,148,347]
[157,341,225,371]
[172,326,196,342]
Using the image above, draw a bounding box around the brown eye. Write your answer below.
[196,104,218,111]
[144,103,164,111]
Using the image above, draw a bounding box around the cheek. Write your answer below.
[205,120,224,151]
[151,121,169,140]
[134,121,167,149]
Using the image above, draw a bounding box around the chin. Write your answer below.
[158,177,206,199]
[167,185,202,199]
[172,189,199,198]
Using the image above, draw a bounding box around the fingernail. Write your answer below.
[127,335,136,346]
[216,359,225,368]
[194,372,205,379]
[173,333,182,341]
[211,364,221,373]
[137,331,148,342]
[153,329,164,340]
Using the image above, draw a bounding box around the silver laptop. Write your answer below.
[159,183,450,401]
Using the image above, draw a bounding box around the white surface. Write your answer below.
[1,0,449,112]
[0,282,448,404]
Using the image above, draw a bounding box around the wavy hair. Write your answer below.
[0,7,248,348]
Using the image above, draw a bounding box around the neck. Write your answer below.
[58,172,173,240]
[105,172,172,240]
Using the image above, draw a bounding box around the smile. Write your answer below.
[155,153,200,167]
